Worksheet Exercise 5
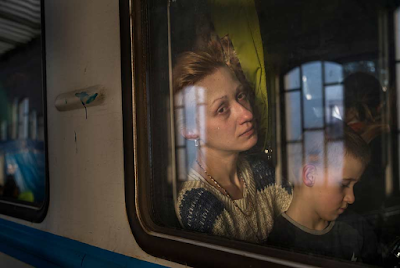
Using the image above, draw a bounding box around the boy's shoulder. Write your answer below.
[267,213,298,247]
[267,213,371,262]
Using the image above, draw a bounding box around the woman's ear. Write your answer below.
[180,127,199,140]
[302,164,316,187]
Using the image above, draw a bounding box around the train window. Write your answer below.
[125,0,400,266]
[0,0,48,221]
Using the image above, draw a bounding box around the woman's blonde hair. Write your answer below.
[173,37,250,95]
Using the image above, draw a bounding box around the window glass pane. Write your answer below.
[304,130,324,167]
[343,61,377,77]
[138,0,400,265]
[324,62,343,84]
[396,8,400,61]
[325,85,343,125]
[176,148,188,182]
[285,91,301,141]
[174,108,186,147]
[397,64,400,129]
[0,2,45,208]
[286,143,302,186]
[284,67,300,90]
[302,62,323,129]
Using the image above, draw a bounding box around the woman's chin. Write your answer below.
[243,134,258,150]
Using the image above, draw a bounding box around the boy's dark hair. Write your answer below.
[288,126,371,184]
[340,126,371,166]
[309,127,371,167]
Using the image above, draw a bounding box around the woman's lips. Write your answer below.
[338,207,346,214]
[240,126,254,137]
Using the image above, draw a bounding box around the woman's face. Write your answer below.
[191,67,257,153]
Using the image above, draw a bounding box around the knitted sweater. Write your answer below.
[176,157,292,243]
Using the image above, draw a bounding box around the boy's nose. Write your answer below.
[344,189,355,204]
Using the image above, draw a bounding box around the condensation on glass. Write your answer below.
[0,1,45,208]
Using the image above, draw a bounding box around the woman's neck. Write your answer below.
[196,148,239,183]
[286,191,329,231]
[195,147,244,199]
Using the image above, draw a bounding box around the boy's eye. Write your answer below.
[341,182,351,188]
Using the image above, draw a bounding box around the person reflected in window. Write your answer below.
[174,39,292,243]
[267,129,379,264]
[344,72,388,144]
[343,72,389,215]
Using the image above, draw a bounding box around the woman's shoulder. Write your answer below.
[177,184,226,233]
[242,153,292,194]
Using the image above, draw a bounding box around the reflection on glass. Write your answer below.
[143,0,400,264]
[325,85,343,125]
[397,65,400,129]
[286,143,302,186]
[284,67,300,90]
[176,148,187,182]
[304,131,324,168]
[342,61,377,78]
[326,140,344,180]
[395,8,400,61]
[174,108,186,147]
[0,1,45,206]
[324,62,343,84]
[285,92,301,141]
[302,62,323,129]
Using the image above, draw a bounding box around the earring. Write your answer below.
[194,139,200,147]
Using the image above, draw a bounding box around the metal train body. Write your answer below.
[0,1,177,267]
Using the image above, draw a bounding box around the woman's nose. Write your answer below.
[344,188,355,204]
[236,102,253,123]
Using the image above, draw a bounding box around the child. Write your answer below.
[267,129,379,263]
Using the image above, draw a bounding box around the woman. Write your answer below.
[174,40,292,243]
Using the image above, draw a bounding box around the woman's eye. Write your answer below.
[341,183,350,188]
[217,107,226,114]
[237,92,247,100]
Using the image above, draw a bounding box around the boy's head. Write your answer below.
[288,128,371,221]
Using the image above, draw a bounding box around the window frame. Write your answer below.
[280,61,346,182]
[0,0,49,223]
[122,0,379,267]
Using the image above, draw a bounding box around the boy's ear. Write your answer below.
[180,127,199,140]
[303,164,316,187]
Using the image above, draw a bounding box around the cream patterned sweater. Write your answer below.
[176,156,292,243]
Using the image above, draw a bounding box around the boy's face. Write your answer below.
[311,154,365,222]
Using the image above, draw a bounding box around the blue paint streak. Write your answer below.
[0,218,165,268]
[75,92,99,105]
[75,92,89,100]
[75,92,98,119]
[86,93,98,104]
